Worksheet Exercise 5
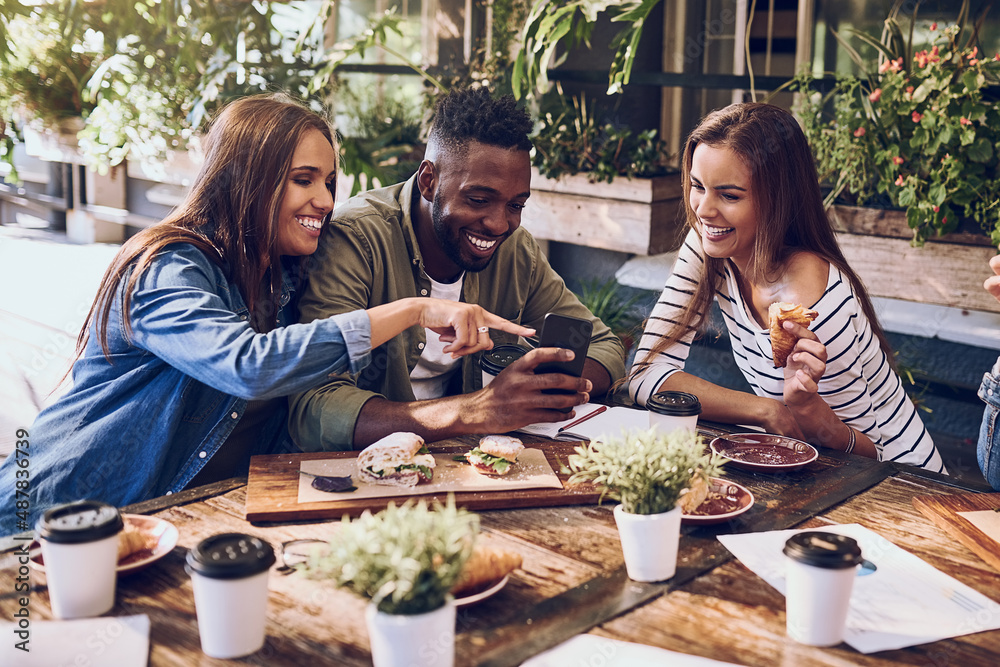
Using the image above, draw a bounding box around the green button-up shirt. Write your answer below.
[288,176,626,450]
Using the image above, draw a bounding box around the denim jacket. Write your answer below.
[978,357,1000,490]
[0,243,371,536]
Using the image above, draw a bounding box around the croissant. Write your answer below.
[679,475,711,514]
[117,528,147,561]
[768,302,818,368]
[451,545,522,597]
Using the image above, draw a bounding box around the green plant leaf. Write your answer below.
[969,136,993,162]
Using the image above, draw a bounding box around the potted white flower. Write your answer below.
[567,428,724,582]
[302,497,478,667]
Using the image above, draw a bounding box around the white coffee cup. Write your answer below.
[782,531,863,646]
[36,500,124,619]
[646,391,702,435]
[186,533,276,659]
[480,344,530,387]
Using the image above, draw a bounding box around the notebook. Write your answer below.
[517,403,650,442]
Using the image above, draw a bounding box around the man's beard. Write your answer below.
[431,191,499,273]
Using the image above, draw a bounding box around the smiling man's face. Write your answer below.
[424,141,531,276]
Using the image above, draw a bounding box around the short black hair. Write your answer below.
[428,87,533,156]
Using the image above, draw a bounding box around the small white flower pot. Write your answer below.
[365,596,456,667]
[613,504,683,582]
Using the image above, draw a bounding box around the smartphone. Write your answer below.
[535,313,593,409]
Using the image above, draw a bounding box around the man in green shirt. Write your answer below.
[289,87,626,450]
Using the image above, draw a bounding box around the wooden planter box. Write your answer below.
[829,204,999,315]
[523,167,685,255]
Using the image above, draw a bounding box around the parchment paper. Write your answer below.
[297,448,563,504]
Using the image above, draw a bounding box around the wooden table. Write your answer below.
[2,431,998,666]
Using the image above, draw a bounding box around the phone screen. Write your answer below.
[535,313,593,409]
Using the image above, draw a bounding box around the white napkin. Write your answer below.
[522,634,743,666]
[0,614,149,666]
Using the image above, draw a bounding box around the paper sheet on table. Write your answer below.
[297,449,562,504]
[958,509,1000,545]
[718,523,1000,654]
[521,634,743,666]
[0,614,149,666]
[517,403,650,441]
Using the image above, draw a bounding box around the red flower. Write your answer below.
[933,206,940,213]
[912,111,924,123]
[869,88,882,102]
[895,175,905,186]
[906,86,915,96]
[853,127,866,138]
[892,156,904,165]
[879,59,892,73]
[930,22,938,31]
[961,117,972,125]
[970,59,980,66]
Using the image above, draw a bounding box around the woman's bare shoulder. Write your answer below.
[779,251,830,308]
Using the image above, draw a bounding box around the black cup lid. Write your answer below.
[186,533,276,579]
[35,500,124,544]
[481,344,530,374]
[783,531,863,569]
[647,391,702,417]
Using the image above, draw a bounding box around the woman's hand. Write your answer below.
[418,300,536,358]
[780,320,828,409]
[757,397,806,440]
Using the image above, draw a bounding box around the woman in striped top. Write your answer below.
[627,103,945,472]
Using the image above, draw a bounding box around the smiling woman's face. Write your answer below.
[274,128,337,257]
[689,143,758,270]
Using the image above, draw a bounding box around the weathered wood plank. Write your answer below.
[524,191,685,255]
[530,167,683,202]
[829,204,994,247]
[836,232,1000,313]
[523,169,686,255]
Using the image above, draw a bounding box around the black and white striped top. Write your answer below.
[629,231,946,472]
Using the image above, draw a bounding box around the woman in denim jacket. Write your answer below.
[979,250,1000,490]
[0,94,531,535]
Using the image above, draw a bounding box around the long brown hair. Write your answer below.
[79,93,336,358]
[630,102,894,380]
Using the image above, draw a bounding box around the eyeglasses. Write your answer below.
[275,538,329,575]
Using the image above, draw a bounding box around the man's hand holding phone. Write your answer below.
[534,313,593,412]
[465,313,594,430]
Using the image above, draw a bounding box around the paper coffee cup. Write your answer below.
[186,533,276,659]
[36,500,124,619]
[480,344,530,387]
[782,531,863,646]
[646,391,701,435]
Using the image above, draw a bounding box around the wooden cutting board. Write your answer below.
[913,492,1000,572]
[245,439,603,522]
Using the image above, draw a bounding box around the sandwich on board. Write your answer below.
[356,432,436,488]
[465,435,524,476]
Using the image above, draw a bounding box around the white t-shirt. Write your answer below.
[410,274,465,400]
